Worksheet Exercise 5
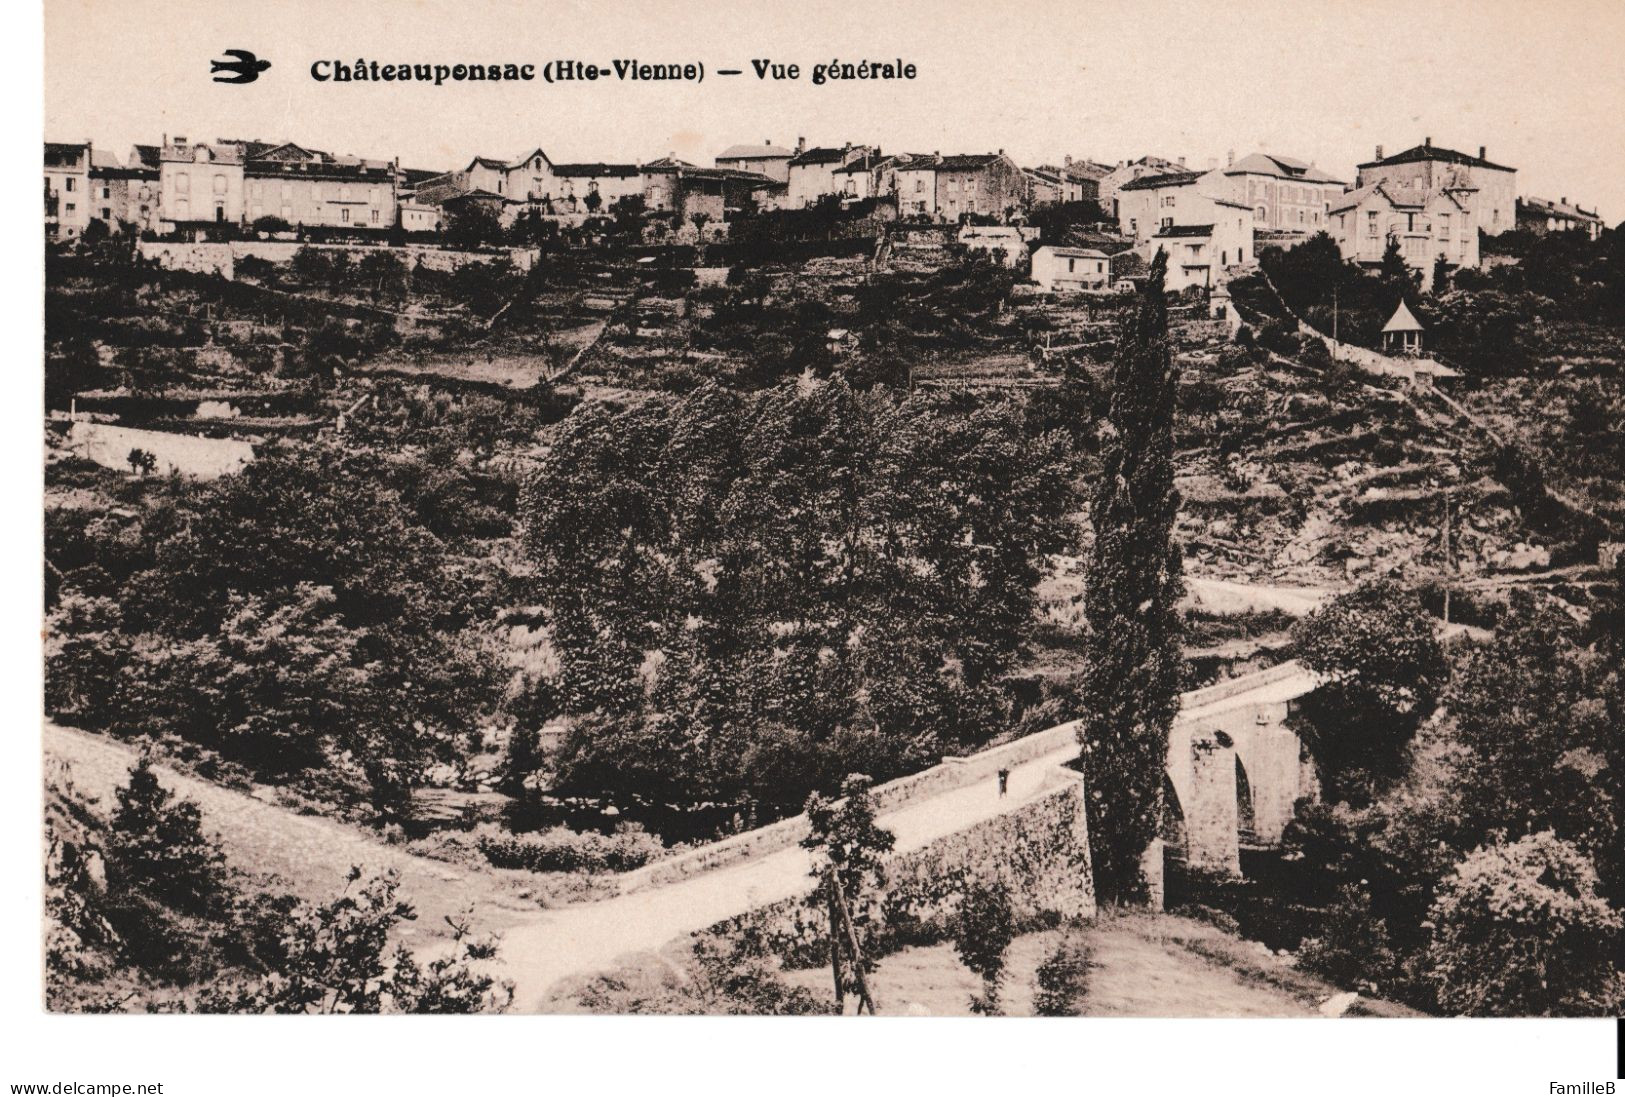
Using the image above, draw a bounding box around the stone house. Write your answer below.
[44,141,92,238]
[715,141,795,183]
[1117,169,1255,254]
[933,153,1026,223]
[890,154,941,218]
[1328,181,1479,289]
[1099,155,1183,219]
[244,154,398,233]
[87,147,159,233]
[1517,196,1604,240]
[1140,207,1253,294]
[158,139,245,231]
[786,141,876,207]
[1025,168,1064,207]
[1217,152,1345,237]
[1031,245,1111,292]
[1355,139,1517,237]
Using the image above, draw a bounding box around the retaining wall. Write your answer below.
[137,240,540,279]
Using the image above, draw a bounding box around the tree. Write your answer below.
[952,879,1016,1014]
[208,868,512,1013]
[1290,579,1446,801]
[126,448,157,477]
[444,203,503,250]
[690,212,712,240]
[104,757,225,917]
[1076,249,1185,902]
[583,188,603,214]
[1431,255,1452,294]
[802,774,895,1011]
[1425,832,1622,1016]
[1379,237,1411,286]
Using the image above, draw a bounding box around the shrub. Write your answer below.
[953,878,1016,1015]
[1032,932,1092,1016]
[1424,831,1623,1016]
[1297,883,1400,995]
[474,822,666,874]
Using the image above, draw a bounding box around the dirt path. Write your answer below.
[43,723,541,947]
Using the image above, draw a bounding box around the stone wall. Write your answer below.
[702,770,1095,964]
[616,718,1081,894]
[137,240,540,279]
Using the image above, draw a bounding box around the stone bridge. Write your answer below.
[1158,660,1323,880]
[493,660,1326,1005]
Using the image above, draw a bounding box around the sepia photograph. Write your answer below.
[15,0,1625,1089]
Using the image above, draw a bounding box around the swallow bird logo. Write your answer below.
[211,49,271,84]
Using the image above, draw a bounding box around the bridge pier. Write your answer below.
[1182,730,1242,877]
[1235,703,1306,846]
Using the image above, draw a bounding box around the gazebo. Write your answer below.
[1382,300,1425,355]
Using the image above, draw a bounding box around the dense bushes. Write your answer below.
[1425,832,1622,1016]
[474,822,666,874]
[520,380,1077,814]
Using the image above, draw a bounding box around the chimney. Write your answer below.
[796,136,806,154]
[1561,196,1567,205]
[1177,156,1186,168]
[1227,148,1235,167]
[1424,136,1432,148]
[1064,155,1072,167]
[1375,144,1383,159]
[1479,145,1486,160]
[765,138,771,146]
[997,148,1004,156]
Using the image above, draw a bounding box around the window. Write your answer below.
[1255,205,1266,221]
[1129,218,1137,234]
[341,207,350,223]
[370,209,379,224]
[65,177,76,192]
[1067,258,1076,273]
[100,186,110,199]
[175,197,188,218]
[1367,211,1378,236]
[64,201,75,213]
[1438,213,1450,239]
[176,174,189,194]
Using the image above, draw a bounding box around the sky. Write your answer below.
[45,0,1625,222]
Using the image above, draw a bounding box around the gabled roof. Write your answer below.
[401,166,448,186]
[789,146,861,166]
[1358,143,1515,173]
[1153,224,1214,238]
[1383,300,1424,333]
[1119,170,1206,192]
[936,153,1006,171]
[1225,152,1345,185]
[552,162,641,178]
[1329,181,1444,215]
[508,148,552,170]
[465,155,510,172]
[717,143,794,160]
[130,145,162,170]
[245,158,394,182]
[833,155,882,175]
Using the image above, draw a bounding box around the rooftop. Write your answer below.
[1153,224,1215,238]
[1358,142,1515,173]
[1119,170,1206,192]
[1383,300,1424,333]
[717,143,795,160]
[1225,152,1345,185]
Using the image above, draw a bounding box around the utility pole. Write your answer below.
[1331,284,1339,359]
[1442,486,1452,629]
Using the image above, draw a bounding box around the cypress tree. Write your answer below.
[1077,249,1185,902]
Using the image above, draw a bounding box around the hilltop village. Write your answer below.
[41,124,1625,1019]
